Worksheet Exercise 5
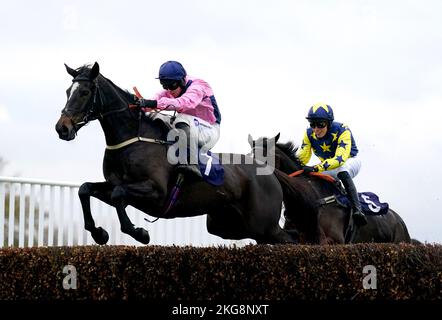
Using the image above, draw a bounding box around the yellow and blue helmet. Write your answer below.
[306,103,334,122]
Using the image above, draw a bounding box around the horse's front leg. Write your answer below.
[111,180,166,245]
[78,181,114,245]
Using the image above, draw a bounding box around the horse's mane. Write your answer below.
[101,75,135,102]
[276,141,303,167]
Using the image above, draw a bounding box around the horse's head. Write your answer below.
[55,62,101,140]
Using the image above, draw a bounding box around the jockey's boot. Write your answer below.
[337,171,368,226]
[176,163,202,178]
[175,123,202,179]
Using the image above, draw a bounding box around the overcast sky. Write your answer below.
[0,0,441,243]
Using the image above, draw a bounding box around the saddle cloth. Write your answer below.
[198,151,224,186]
[335,191,389,216]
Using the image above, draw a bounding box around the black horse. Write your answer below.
[249,134,411,244]
[55,63,296,245]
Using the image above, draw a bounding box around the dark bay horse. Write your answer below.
[55,63,296,245]
[249,134,411,244]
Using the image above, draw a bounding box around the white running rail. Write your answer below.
[0,176,241,248]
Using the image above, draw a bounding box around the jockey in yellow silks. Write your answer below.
[297,103,367,226]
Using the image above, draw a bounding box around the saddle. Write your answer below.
[319,191,390,216]
[148,112,175,130]
[290,170,389,216]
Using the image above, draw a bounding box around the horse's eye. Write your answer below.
[80,90,90,97]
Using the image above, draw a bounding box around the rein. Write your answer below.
[106,87,174,150]
[103,102,174,150]
[251,144,337,183]
[65,78,172,150]
[289,169,336,183]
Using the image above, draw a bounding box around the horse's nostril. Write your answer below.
[56,122,72,139]
[61,125,69,135]
[55,116,76,140]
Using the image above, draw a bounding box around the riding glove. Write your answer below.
[138,99,158,109]
[303,166,318,173]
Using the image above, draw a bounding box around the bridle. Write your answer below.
[77,80,103,126]
[62,75,173,149]
[62,76,107,130]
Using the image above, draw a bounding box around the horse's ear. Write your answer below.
[65,63,79,78]
[89,62,100,80]
[275,132,280,143]
[248,134,254,147]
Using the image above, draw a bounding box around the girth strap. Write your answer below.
[106,136,171,150]
[317,195,337,206]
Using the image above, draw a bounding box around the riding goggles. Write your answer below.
[160,79,180,90]
[309,121,327,129]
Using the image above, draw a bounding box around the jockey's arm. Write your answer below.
[155,85,205,112]
[296,131,313,166]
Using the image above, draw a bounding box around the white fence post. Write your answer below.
[68,187,75,246]
[8,183,15,247]
[38,185,45,246]
[28,184,36,247]
[19,183,26,247]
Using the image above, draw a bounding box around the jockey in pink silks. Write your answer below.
[137,61,221,177]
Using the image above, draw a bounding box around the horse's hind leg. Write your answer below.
[78,182,114,245]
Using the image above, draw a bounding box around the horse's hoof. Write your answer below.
[133,227,150,244]
[91,227,109,245]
